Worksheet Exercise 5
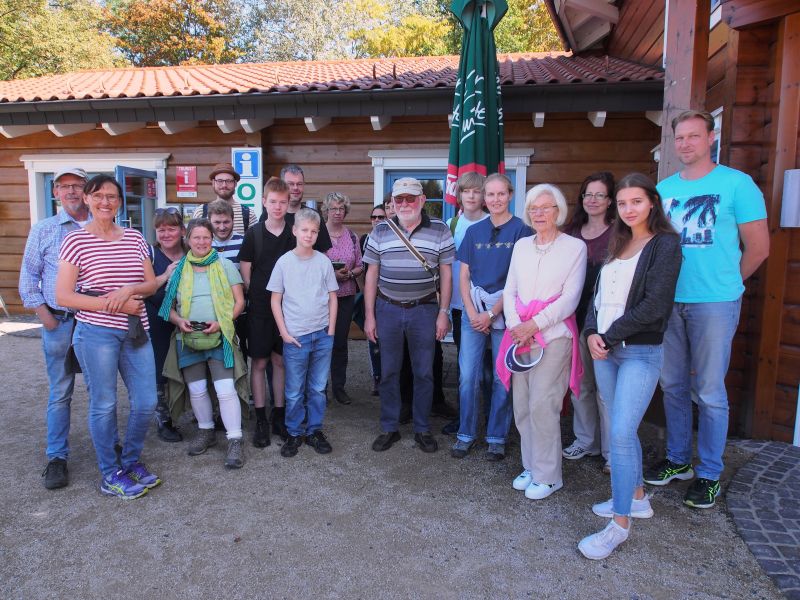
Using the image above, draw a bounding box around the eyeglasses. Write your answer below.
[582,192,609,200]
[89,193,120,202]
[370,214,386,220]
[393,196,418,206]
[155,207,183,219]
[212,178,236,186]
[527,205,558,215]
[328,206,346,213]
[55,184,84,192]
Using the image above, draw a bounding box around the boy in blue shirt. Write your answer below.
[268,208,339,457]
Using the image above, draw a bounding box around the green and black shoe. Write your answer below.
[643,458,694,486]
[684,478,721,509]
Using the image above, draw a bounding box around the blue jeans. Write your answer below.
[457,319,511,444]
[594,344,663,517]
[42,315,77,460]
[659,299,741,480]
[72,322,157,478]
[283,328,334,437]
[376,299,437,433]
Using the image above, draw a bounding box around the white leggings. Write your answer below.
[184,361,242,440]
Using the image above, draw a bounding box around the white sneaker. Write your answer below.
[512,470,532,491]
[524,480,563,500]
[562,442,600,460]
[578,519,630,560]
[592,495,654,519]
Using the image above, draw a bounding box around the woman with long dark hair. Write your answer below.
[578,172,682,559]
[563,172,616,472]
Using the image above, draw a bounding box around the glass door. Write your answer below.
[385,170,456,223]
[115,166,157,243]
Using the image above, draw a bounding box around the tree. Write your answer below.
[0,0,120,80]
[106,0,247,66]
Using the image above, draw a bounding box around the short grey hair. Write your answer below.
[322,192,351,217]
[280,164,304,179]
[294,207,320,228]
[523,184,569,227]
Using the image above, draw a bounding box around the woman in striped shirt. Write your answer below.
[56,175,160,500]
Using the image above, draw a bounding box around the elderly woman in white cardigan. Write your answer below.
[498,183,587,500]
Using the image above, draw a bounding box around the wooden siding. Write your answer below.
[0,123,248,313]
[607,0,665,66]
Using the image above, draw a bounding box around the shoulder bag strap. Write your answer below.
[385,218,439,285]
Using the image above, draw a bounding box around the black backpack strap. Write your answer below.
[253,222,263,265]
[202,203,208,218]
[242,205,250,232]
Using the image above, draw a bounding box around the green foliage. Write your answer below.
[0,0,120,80]
[493,0,562,53]
[106,0,247,66]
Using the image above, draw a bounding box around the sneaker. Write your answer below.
[578,519,630,560]
[306,430,333,455]
[450,439,473,459]
[524,480,563,500]
[485,443,505,461]
[592,495,653,519]
[42,458,68,490]
[224,438,245,469]
[333,389,352,405]
[100,470,148,499]
[372,431,401,452]
[414,432,438,453]
[683,478,721,509]
[562,442,600,460]
[643,459,694,486]
[252,419,271,448]
[281,435,303,458]
[512,470,532,491]
[188,428,217,456]
[126,462,162,489]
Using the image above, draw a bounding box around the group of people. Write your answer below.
[19,110,769,561]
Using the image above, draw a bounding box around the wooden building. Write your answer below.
[2,0,797,442]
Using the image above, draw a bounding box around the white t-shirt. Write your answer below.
[595,250,642,334]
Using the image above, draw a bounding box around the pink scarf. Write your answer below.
[495,294,583,397]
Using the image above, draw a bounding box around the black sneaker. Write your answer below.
[42,458,68,489]
[280,435,303,458]
[414,432,438,453]
[306,430,333,454]
[643,459,694,486]
[684,478,721,509]
[253,419,271,448]
[372,431,401,452]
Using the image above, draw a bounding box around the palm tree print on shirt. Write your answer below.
[668,194,721,247]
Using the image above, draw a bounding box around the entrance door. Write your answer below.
[115,166,158,243]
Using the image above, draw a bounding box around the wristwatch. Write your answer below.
[487,310,497,322]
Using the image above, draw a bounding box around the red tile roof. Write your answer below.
[0,53,662,103]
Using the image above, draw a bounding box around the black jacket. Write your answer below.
[583,232,682,347]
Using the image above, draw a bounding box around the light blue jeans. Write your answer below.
[283,328,334,437]
[660,299,741,481]
[594,344,663,517]
[457,319,511,444]
[42,315,77,460]
[72,322,157,478]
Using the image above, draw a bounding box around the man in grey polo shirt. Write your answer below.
[363,177,455,453]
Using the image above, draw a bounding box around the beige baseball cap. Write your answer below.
[391,177,423,197]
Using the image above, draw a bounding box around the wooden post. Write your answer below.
[658,0,710,181]
[751,13,800,439]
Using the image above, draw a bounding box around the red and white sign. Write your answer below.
[176,166,198,198]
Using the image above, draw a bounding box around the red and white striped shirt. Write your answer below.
[59,228,150,331]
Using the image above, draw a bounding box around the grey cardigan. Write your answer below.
[583,232,682,347]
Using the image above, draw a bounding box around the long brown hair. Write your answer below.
[607,172,678,260]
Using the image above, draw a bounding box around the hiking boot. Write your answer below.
[306,430,333,454]
[414,432,438,453]
[154,387,182,442]
[126,462,161,489]
[333,389,352,405]
[372,431,401,452]
[643,459,694,486]
[100,470,148,499]
[224,438,245,469]
[485,443,506,461]
[280,435,303,458]
[42,458,68,490]
[683,478,721,509]
[253,419,271,448]
[450,439,473,459]
[188,428,217,456]
[578,519,630,560]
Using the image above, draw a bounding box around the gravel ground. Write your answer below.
[0,319,783,600]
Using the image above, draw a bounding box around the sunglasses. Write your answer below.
[370,214,386,220]
[155,207,183,219]
[393,196,418,206]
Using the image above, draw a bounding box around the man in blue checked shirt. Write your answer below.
[19,167,89,490]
